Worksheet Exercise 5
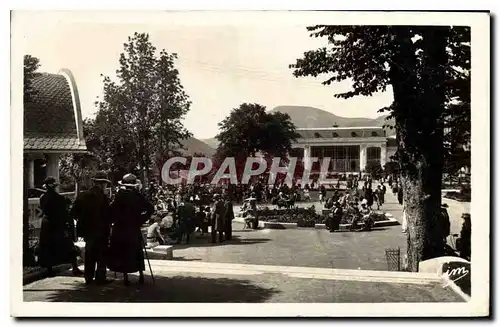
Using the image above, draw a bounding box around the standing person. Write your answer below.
[176,196,196,244]
[328,201,343,232]
[319,184,326,204]
[365,185,374,209]
[374,185,383,210]
[70,171,112,285]
[397,183,404,205]
[458,213,471,260]
[211,194,225,243]
[38,177,83,277]
[439,204,451,246]
[222,191,235,241]
[108,174,154,286]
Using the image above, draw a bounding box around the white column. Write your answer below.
[46,153,60,183]
[303,145,311,171]
[359,144,367,172]
[380,143,387,167]
[28,159,35,188]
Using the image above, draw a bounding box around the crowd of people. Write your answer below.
[35,171,238,287]
[33,170,471,288]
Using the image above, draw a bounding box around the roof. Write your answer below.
[297,126,387,139]
[24,70,87,152]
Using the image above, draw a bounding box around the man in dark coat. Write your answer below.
[38,177,82,277]
[328,201,343,232]
[222,191,235,241]
[176,196,196,244]
[211,194,225,243]
[397,184,404,205]
[70,171,112,285]
[108,174,154,286]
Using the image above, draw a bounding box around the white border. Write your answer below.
[9,10,490,317]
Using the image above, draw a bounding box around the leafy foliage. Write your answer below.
[216,103,299,159]
[89,33,192,182]
[364,162,383,179]
[24,54,41,104]
[291,26,470,271]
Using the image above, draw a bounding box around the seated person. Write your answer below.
[146,217,167,248]
[303,188,311,201]
[358,199,374,231]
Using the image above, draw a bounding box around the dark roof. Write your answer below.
[297,127,387,139]
[24,72,86,152]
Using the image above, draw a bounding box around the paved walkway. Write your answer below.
[23,261,463,303]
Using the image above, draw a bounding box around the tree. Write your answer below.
[93,32,192,183]
[365,162,383,180]
[23,54,41,266]
[24,54,41,103]
[216,103,299,158]
[59,153,99,195]
[291,26,470,271]
[215,103,299,181]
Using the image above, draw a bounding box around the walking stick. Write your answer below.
[141,234,155,284]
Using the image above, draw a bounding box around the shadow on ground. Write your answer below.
[173,235,271,250]
[25,274,280,303]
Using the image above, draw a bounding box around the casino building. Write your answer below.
[290,126,397,175]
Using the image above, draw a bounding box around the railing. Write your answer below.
[27,189,112,225]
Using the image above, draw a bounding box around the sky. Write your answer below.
[15,11,393,139]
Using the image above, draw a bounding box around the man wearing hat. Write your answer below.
[38,177,83,277]
[71,171,113,285]
[211,193,225,243]
[108,173,154,286]
[176,195,196,244]
[222,190,235,241]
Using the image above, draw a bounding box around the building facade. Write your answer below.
[291,127,397,174]
[24,69,87,191]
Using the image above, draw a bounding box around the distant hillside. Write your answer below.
[200,137,220,149]
[179,137,216,156]
[200,106,395,146]
[270,105,395,135]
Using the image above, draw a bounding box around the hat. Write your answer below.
[361,199,368,205]
[118,173,139,187]
[42,176,58,189]
[91,171,111,184]
[213,193,220,199]
[462,213,471,219]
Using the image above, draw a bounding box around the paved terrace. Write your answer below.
[24,261,463,303]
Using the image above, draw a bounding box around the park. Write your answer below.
[18,16,477,309]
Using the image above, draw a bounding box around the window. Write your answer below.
[332,132,339,137]
[371,131,378,137]
[351,132,358,137]
[314,132,322,138]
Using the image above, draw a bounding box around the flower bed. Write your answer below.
[256,206,391,227]
[444,191,471,202]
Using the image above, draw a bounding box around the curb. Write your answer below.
[23,261,82,286]
[236,213,399,230]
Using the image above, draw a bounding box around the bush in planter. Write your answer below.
[297,218,316,227]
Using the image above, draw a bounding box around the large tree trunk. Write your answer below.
[390,27,448,271]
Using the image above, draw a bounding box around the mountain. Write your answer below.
[179,137,216,156]
[270,105,395,134]
[198,106,396,151]
[200,137,220,150]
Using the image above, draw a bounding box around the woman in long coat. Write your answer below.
[107,174,154,286]
[38,177,82,276]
